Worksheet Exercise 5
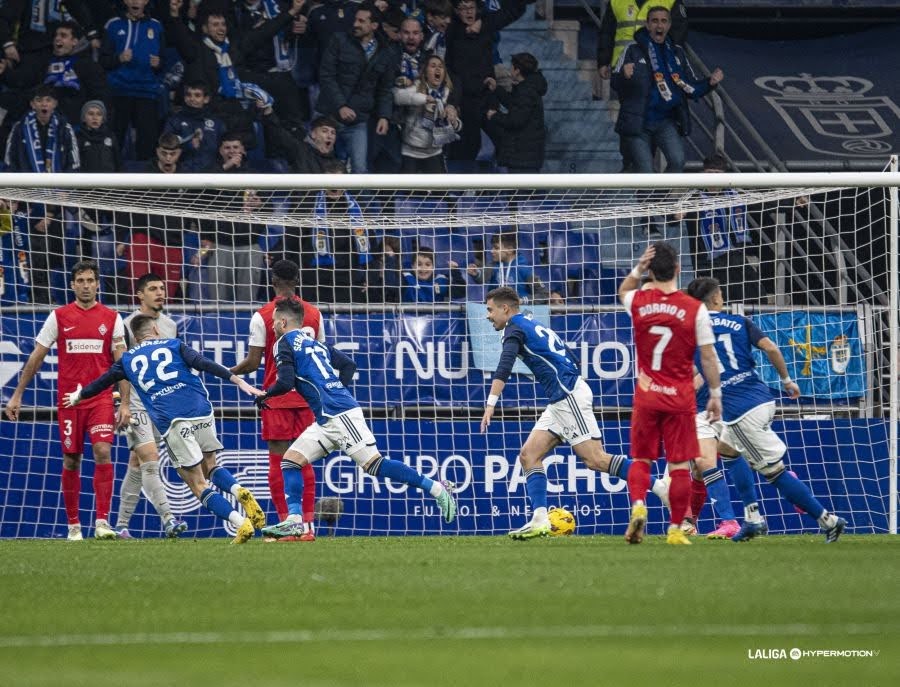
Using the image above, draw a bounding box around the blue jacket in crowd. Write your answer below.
[101,15,165,99]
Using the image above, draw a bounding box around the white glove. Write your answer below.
[63,384,83,408]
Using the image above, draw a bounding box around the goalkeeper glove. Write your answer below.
[255,393,271,410]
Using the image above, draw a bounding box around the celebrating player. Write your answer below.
[685,277,847,542]
[259,297,456,539]
[4,261,128,541]
[231,260,323,541]
[114,273,187,539]
[480,286,669,540]
[63,314,268,544]
[618,243,722,545]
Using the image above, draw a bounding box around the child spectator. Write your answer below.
[402,248,466,303]
[393,54,461,173]
[101,0,165,160]
[162,81,225,171]
[469,231,551,304]
[77,100,121,173]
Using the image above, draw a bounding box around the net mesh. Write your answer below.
[0,178,895,538]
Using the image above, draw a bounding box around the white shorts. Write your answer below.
[695,410,723,442]
[163,415,224,469]
[720,403,786,469]
[289,408,379,466]
[126,410,162,450]
[534,378,601,447]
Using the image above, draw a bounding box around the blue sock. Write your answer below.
[723,456,759,508]
[608,454,632,479]
[702,466,736,520]
[282,462,304,517]
[209,465,239,496]
[375,458,434,492]
[200,487,237,522]
[525,467,548,511]
[771,470,825,520]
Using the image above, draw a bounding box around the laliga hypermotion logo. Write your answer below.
[754,73,899,157]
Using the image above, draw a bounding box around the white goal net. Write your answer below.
[0,171,897,539]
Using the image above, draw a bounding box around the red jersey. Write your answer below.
[248,295,323,409]
[625,288,714,412]
[35,301,125,408]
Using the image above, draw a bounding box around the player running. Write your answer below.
[480,286,670,540]
[685,277,847,543]
[63,314,268,544]
[259,297,456,539]
[618,243,723,545]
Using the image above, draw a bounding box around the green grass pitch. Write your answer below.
[1,534,897,687]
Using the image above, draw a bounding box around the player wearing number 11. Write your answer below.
[618,243,723,545]
[63,314,268,544]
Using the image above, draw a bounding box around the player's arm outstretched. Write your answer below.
[3,343,52,421]
[617,245,655,304]
[480,335,521,433]
[63,362,128,407]
[756,336,801,399]
[179,343,264,398]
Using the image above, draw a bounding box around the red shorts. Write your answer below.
[57,401,116,455]
[261,406,316,442]
[629,405,699,463]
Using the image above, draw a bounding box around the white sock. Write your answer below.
[745,503,763,524]
[140,461,173,523]
[818,512,837,529]
[650,479,668,500]
[115,467,143,530]
[230,484,242,498]
[228,511,246,528]
[533,507,548,523]
[429,481,444,498]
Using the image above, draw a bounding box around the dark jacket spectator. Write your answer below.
[0,0,99,58]
[77,100,120,172]
[162,81,225,172]
[596,0,687,79]
[262,112,338,173]
[485,52,545,172]
[306,0,357,70]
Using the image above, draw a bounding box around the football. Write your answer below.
[548,506,576,536]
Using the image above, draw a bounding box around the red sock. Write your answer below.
[301,463,316,523]
[626,460,651,504]
[689,478,707,521]
[61,467,81,524]
[668,468,691,525]
[268,453,288,522]
[93,463,114,522]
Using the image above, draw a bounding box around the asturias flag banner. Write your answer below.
[754,311,865,400]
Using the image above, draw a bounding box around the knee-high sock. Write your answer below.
[209,465,240,497]
[723,456,762,522]
[301,462,316,523]
[140,461,173,524]
[689,478,706,520]
[702,467,736,520]
[373,457,435,493]
[771,470,826,522]
[200,487,244,528]
[627,460,651,504]
[668,468,691,526]
[282,461,304,518]
[115,467,143,530]
[93,463,114,522]
[62,467,81,525]
[607,454,632,479]
[524,466,548,511]
[268,453,288,521]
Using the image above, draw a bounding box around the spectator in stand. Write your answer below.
[469,231,552,304]
[367,5,405,173]
[379,6,405,44]
[77,100,124,300]
[4,85,80,305]
[397,16,427,87]
[306,0,358,68]
[688,152,760,303]
[304,158,380,304]
[188,133,266,302]
[612,6,722,173]
[0,21,108,130]
[444,0,529,164]
[101,0,164,161]
[484,51,545,174]
[0,0,100,65]
[417,0,453,59]
[230,0,311,136]
[597,1,688,172]
[262,112,338,174]
[162,80,225,171]
[596,0,687,82]
[401,248,467,303]
[394,53,461,173]
[316,4,396,174]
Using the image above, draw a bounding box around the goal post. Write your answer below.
[0,171,897,538]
